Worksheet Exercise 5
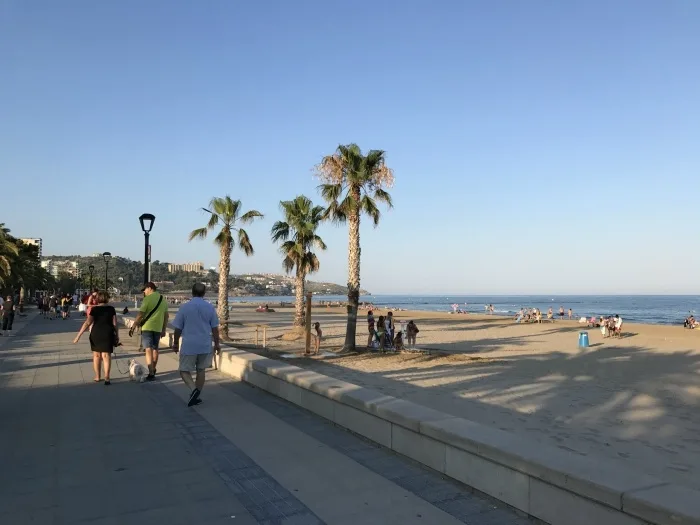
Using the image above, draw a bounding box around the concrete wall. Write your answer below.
[216,348,700,525]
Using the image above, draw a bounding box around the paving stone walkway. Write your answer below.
[0,309,534,524]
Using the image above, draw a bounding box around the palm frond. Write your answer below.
[214,229,232,248]
[360,195,381,226]
[282,255,295,274]
[188,227,209,241]
[238,229,254,256]
[270,221,290,242]
[322,201,348,224]
[240,210,263,224]
[206,212,220,230]
[318,183,343,203]
[312,235,327,251]
[372,188,393,208]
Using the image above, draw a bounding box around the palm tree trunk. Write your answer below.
[294,268,305,328]
[343,202,361,352]
[217,243,231,339]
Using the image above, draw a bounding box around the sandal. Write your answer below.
[104,380,111,386]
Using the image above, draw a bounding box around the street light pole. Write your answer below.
[102,252,112,292]
[88,265,94,291]
[139,214,155,285]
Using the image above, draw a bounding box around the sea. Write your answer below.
[229,295,700,326]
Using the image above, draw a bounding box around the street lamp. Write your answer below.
[139,213,155,285]
[102,252,112,292]
[88,265,95,290]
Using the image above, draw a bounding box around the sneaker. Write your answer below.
[187,388,201,407]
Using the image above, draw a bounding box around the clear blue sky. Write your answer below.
[2,1,699,294]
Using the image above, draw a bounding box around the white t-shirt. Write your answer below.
[614,317,622,329]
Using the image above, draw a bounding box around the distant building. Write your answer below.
[20,238,42,258]
[168,261,204,273]
[41,259,80,277]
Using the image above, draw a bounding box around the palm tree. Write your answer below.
[316,144,394,352]
[270,196,327,329]
[189,197,263,339]
[0,223,19,287]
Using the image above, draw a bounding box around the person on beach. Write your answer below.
[547,307,553,321]
[387,311,395,342]
[313,322,322,354]
[376,315,387,350]
[130,282,169,381]
[568,308,573,320]
[406,320,419,348]
[367,310,375,348]
[73,292,118,385]
[172,283,220,407]
[559,306,565,319]
[1,296,15,336]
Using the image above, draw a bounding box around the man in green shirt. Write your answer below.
[130,282,169,381]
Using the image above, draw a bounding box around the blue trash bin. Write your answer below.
[578,331,589,348]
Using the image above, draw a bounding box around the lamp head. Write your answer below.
[139,213,156,233]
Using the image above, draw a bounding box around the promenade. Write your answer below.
[0,310,529,525]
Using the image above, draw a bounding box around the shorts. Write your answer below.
[62,305,69,313]
[2,316,13,331]
[141,330,161,350]
[179,352,213,372]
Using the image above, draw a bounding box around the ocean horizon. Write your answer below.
[227,294,699,326]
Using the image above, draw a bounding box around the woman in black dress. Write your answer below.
[74,292,118,385]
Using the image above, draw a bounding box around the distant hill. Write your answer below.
[41,255,369,296]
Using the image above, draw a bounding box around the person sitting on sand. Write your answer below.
[393,330,404,351]
[684,315,697,329]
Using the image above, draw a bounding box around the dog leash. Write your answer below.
[112,343,130,375]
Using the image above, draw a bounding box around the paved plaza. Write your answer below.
[0,310,532,524]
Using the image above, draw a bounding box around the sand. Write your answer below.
[222,303,700,489]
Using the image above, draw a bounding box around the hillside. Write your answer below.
[41,255,370,296]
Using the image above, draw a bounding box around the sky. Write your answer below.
[2,1,699,294]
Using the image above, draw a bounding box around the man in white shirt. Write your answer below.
[614,315,623,330]
[172,283,220,407]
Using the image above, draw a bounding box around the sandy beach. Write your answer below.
[216,303,700,489]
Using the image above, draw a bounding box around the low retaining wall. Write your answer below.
[218,348,700,525]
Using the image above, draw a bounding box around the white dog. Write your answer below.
[128,359,148,383]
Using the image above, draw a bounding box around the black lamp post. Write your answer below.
[139,213,155,285]
[102,252,112,292]
[88,265,95,290]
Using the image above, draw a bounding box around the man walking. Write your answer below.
[130,282,168,381]
[172,283,220,407]
[1,295,15,336]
